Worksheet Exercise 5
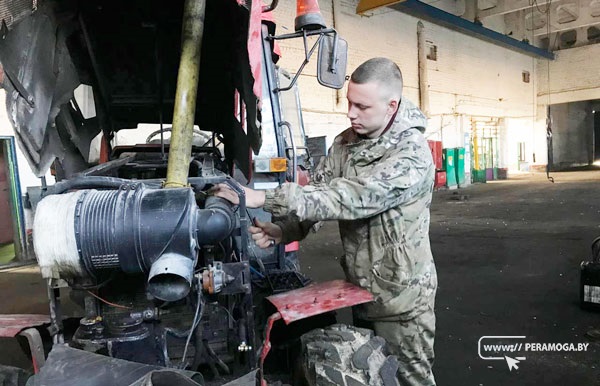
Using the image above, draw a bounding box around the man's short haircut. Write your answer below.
[350,57,403,101]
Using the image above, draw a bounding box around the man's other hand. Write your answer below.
[211,184,266,208]
[250,219,282,248]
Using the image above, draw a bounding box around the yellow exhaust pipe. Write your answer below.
[165,0,206,188]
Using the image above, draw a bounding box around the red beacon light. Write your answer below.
[295,0,326,31]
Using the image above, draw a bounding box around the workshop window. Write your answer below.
[427,42,437,61]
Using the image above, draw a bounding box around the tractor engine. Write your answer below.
[31,166,259,374]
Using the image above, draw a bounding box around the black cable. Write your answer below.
[204,339,230,374]
[69,272,116,290]
[180,289,204,368]
[218,242,228,261]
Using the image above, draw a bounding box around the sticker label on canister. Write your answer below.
[584,285,600,304]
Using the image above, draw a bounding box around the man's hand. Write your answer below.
[250,219,283,248]
[211,184,266,208]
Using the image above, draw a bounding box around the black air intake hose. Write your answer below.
[197,196,235,245]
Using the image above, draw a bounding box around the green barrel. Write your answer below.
[443,148,457,187]
[472,169,487,183]
[454,147,465,187]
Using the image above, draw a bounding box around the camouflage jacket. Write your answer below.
[264,98,437,321]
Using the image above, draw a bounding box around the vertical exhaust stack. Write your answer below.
[165,0,206,188]
[160,0,207,298]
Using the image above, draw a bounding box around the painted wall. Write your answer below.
[537,44,600,106]
[272,0,543,171]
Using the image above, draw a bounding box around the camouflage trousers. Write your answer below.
[354,306,436,386]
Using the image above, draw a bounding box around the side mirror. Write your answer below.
[317,34,348,90]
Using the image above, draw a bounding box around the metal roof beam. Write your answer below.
[389,0,554,58]
[356,0,406,14]
[479,0,554,18]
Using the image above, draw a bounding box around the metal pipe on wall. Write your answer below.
[165,0,206,188]
[417,21,430,118]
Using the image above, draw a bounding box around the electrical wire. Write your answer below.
[218,242,229,262]
[218,303,236,323]
[544,0,555,183]
[530,1,536,164]
[70,272,117,290]
[531,0,552,15]
[180,289,204,368]
[529,0,555,182]
[86,290,132,310]
[250,265,265,278]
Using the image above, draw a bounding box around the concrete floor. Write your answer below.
[1,170,600,385]
[299,170,600,386]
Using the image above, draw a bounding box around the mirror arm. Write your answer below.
[262,0,279,13]
[303,29,309,62]
[273,32,325,93]
[268,28,336,41]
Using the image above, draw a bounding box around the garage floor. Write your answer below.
[298,170,600,386]
[1,170,600,385]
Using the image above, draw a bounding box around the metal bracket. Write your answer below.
[267,28,337,93]
[19,327,46,373]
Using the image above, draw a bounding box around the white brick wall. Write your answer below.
[273,0,542,169]
[536,44,600,106]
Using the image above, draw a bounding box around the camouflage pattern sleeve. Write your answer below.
[311,142,342,186]
[272,215,315,244]
[264,130,431,221]
[268,142,343,242]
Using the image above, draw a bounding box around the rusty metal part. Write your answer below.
[165,0,206,188]
[19,327,46,373]
[0,314,50,337]
[257,280,374,385]
[202,269,214,294]
[47,280,65,344]
[257,312,281,386]
[266,279,374,324]
[201,263,235,294]
[0,314,50,373]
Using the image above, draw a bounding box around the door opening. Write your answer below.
[0,137,25,265]
[0,139,15,263]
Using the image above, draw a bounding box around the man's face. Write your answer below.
[346,81,397,139]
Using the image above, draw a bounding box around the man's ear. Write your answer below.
[388,98,400,115]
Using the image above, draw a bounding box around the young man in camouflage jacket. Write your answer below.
[215,57,437,385]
